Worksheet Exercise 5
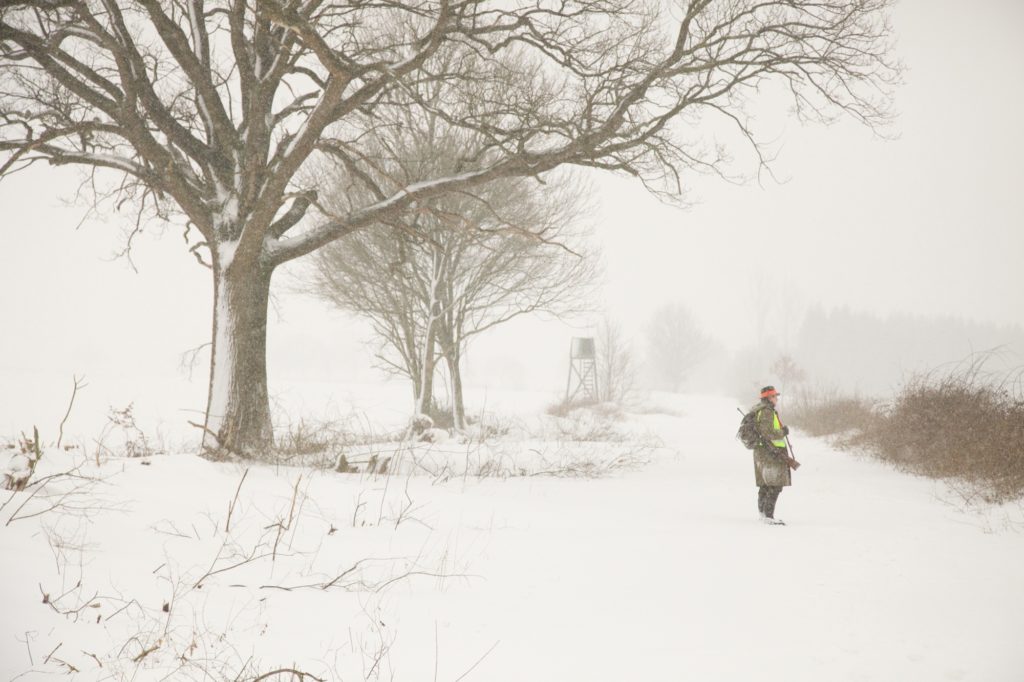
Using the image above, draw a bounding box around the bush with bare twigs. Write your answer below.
[860,358,1024,504]
[787,389,878,440]
[95,404,162,460]
[788,354,1024,504]
[543,400,637,444]
[546,399,624,420]
[249,415,407,470]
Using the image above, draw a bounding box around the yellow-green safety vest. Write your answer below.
[758,408,786,448]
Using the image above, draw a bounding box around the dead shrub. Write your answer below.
[787,388,878,439]
[784,353,1024,504]
[275,418,350,460]
[862,360,1024,503]
[97,404,159,459]
[271,418,403,468]
[546,398,624,421]
[470,413,517,440]
[546,398,589,418]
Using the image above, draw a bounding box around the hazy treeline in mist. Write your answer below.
[685,307,1024,401]
[791,307,1024,396]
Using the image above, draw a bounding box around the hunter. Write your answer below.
[751,385,793,525]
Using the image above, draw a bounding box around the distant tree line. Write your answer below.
[793,307,1024,395]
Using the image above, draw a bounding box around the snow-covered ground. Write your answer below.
[1,393,1022,681]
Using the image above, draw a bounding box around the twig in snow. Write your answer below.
[373,569,473,594]
[193,547,276,589]
[6,469,105,526]
[43,642,62,664]
[391,479,431,530]
[269,475,301,561]
[19,631,33,665]
[225,468,249,533]
[352,490,367,527]
[454,640,501,682]
[251,668,326,681]
[39,581,101,621]
[102,598,140,623]
[56,375,87,449]
[132,643,160,663]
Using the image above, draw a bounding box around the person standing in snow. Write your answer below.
[751,385,792,525]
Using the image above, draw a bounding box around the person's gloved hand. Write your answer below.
[781,425,790,436]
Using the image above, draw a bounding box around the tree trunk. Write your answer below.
[422,339,436,411]
[445,350,466,431]
[412,345,437,415]
[414,323,437,416]
[203,255,275,456]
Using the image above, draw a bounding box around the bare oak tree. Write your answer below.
[0,0,899,454]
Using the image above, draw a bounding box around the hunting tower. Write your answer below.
[565,337,598,403]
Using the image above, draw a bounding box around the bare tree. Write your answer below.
[0,0,899,455]
[596,317,636,405]
[433,215,596,429]
[771,354,807,387]
[645,302,713,391]
[307,134,597,428]
[306,221,438,414]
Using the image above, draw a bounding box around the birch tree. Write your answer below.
[0,0,899,455]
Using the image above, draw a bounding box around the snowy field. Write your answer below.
[2,393,1023,681]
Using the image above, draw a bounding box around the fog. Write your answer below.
[2,0,1023,437]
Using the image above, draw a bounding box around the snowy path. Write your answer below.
[2,394,1022,681]
[393,396,1024,682]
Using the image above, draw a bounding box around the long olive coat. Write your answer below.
[751,401,792,487]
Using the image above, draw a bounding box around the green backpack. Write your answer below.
[736,407,765,450]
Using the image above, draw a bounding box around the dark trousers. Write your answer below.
[758,485,783,518]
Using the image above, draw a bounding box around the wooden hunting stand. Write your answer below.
[565,337,598,403]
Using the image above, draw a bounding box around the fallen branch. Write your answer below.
[188,421,222,449]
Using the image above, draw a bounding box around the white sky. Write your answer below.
[1,0,1023,429]
[594,0,1024,343]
